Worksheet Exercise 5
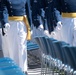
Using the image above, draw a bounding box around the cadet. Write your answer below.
[40,0,57,37]
[53,0,76,46]
[1,0,31,74]
[30,0,45,38]
[39,0,50,37]
[45,0,56,33]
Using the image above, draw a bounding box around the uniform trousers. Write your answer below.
[2,20,27,72]
[61,17,74,45]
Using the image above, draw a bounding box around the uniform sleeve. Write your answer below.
[1,0,8,27]
[53,0,61,23]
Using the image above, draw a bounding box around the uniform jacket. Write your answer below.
[41,0,57,33]
[30,0,43,28]
[54,0,76,22]
[1,0,27,27]
[25,2,31,26]
[0,0,7,28]
[0,1,2,25]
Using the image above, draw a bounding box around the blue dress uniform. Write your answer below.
[25,2,32,28]
[30,0,41,28]
[43,0,57,34]
[30,0,46,38]
[53,0,76,46]
[1,0,31,72]
[25,3,31,26]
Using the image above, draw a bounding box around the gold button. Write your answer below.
[10,6,12,8]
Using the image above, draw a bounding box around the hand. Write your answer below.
[44,30,50,37]
[38,24,44,30]
[56,21,62,30]
[4,23,10,33]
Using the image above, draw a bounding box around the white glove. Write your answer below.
[44,30,50,37]
[38,24,44,30]
[44,30,49,34]
[56,21,62,30]
[4,23,10,33]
